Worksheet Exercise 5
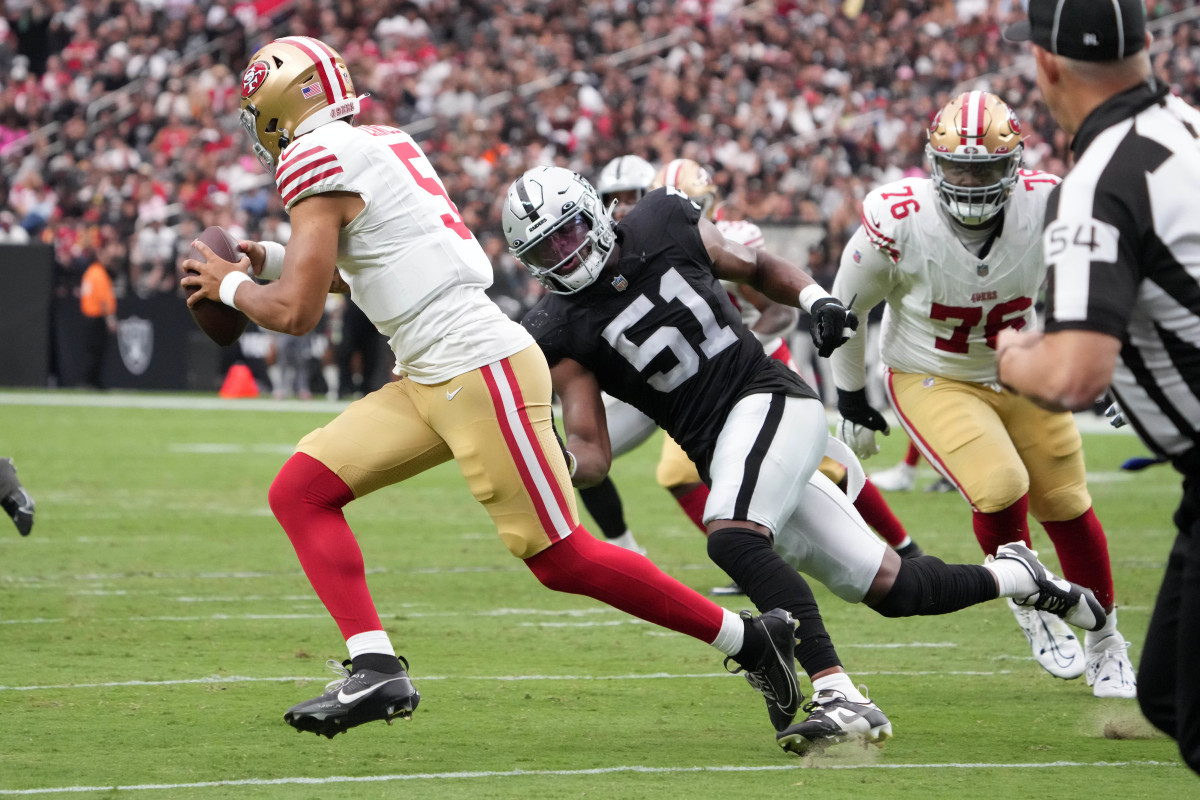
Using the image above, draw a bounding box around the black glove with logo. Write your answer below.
[835,388,890,459]
[837,388,889,433]
[809,297,859,358]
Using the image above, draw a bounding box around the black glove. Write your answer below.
[810,297,858,358]
[836,388,889,433]
[551,411,577,477]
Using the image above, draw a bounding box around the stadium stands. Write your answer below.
[1,0,1197,347]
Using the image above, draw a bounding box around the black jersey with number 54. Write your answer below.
[522,188,817,475]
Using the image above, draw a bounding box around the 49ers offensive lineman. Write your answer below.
[180,36,804,740]
[830,91,1136,697]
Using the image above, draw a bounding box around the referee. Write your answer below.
[997,0,1200,776]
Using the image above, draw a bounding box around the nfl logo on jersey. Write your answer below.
[977,263,989,277]
[611,274,628,291]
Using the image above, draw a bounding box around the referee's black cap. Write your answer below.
[1004,0,1146,61]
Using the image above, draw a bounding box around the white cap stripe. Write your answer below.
[307,37,350,97]
[1051,0,1067,55]
[963,91,984,143]
[665,159,684,189]
[1111,0,1125,57]
[278,36,347,104]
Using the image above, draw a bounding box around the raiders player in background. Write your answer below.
[504,165,1107,754]
[183,36,807,743]
[830,91,1134,698]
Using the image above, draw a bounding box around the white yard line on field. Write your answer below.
[0,761,1181,795]
[0,391,348,414]
[0,667,1020,693]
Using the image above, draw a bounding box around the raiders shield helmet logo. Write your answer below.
[118,316,153,376]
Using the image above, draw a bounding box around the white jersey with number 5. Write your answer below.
[274,121,531,383]
[830,171,1059,389]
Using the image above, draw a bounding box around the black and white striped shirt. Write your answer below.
[1042,81,1200,469]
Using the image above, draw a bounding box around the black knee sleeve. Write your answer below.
[578,476,627,540]
[707,527,841,675]
[873,555,998,618]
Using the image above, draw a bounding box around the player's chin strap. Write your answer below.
[824,435,865,502]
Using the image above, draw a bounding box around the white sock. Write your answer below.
[812,671,869,704]
[322,364,339,400]
[267,364,284,396]
[893,535,913,550]
[710,608,746,657]
[346,630,397,660]
[607,530,642,552]
[983,557,1037,598]
[1085,608,1120,651]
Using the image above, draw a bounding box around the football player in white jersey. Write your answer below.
[830,91,1135,698]
[181,36,808,741]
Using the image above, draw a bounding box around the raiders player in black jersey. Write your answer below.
[503,166,1107,755]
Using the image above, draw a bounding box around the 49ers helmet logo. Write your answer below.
[242,60,270,98]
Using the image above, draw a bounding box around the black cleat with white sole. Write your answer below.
[994,542,1107,631]
[776,689,893,755]
[285,657,420,738]
[0,458,34,536]
[725,608,801,732]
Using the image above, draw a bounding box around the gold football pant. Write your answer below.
[296,344,579,559]
[885,369,1091,521]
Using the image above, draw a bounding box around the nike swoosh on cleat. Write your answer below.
[828,707,867,725]
[446,387,463,400]
[337,676,409,704]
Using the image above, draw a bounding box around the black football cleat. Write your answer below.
[0,458,34,536]
[725,609,801,732]
[776,688,892,755]
[994,542,1107,631]
[285,657,420,739]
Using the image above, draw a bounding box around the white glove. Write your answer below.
[837,418,880,459]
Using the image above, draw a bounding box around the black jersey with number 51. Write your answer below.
[522,188,818,474]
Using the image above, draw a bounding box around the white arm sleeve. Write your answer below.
[830,226,896,392]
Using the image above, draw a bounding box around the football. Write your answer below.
[185,226,250,347]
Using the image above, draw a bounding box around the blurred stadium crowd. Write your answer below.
[2,0,1198,325]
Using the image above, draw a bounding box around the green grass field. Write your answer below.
[0,390,1191,798]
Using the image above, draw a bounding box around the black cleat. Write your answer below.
[993,542,1107,631]
[894,541,924,560]
[710,582,745,596]
[725,609,801,732]
[0,458,33,536]
[285,657,420,738]
[776,688,892,755]
[924,476,956,493]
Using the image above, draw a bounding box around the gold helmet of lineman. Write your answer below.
[239,36,363,171]
[651,158,719,219]
[926,91,1023,225]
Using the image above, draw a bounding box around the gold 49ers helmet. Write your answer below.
[926,91,1023,225]
[651,158,719,219]
[239,36,363,170]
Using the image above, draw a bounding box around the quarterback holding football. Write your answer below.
[179,35,810,743]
